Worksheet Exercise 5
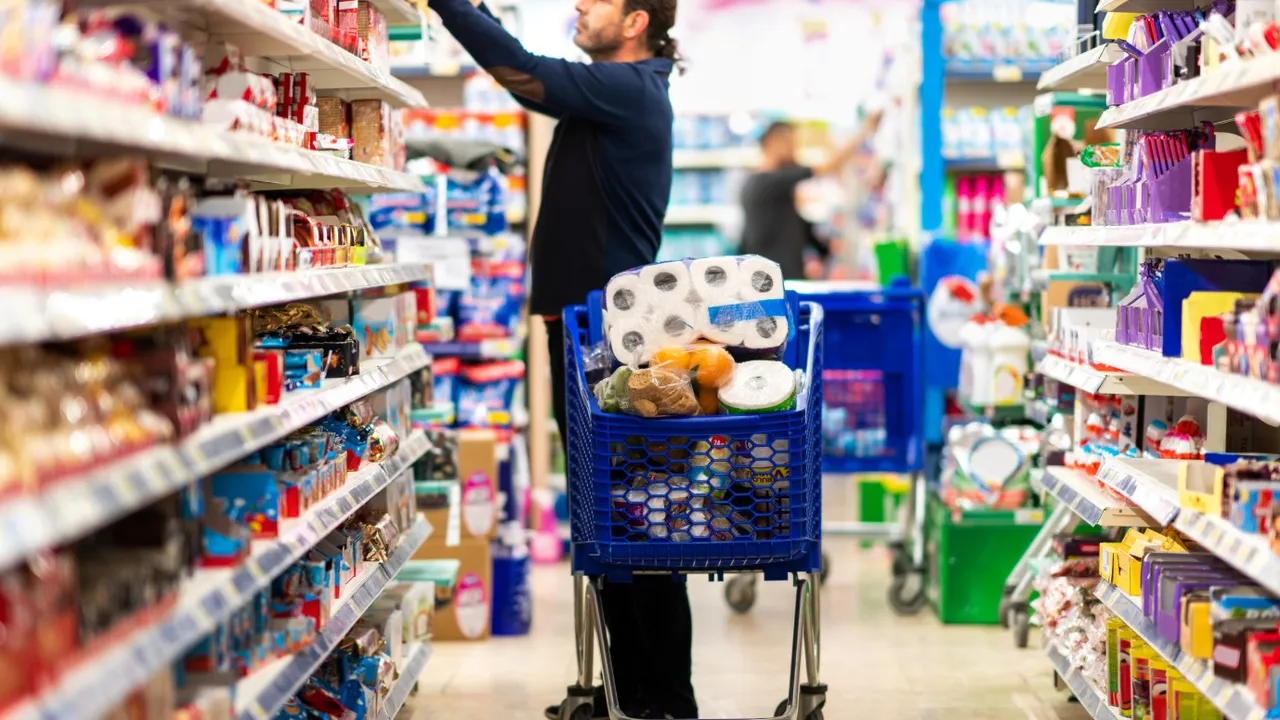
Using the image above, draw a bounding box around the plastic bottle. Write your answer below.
[988,321,1030,405]
[958,317,993,405]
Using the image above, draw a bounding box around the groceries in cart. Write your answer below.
[593,255,801,418]
[941,421,1039,510]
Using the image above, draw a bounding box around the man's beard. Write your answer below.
[574,25,623,59]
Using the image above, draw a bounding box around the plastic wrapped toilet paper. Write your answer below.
[603,255,791,364]
[718,360,798,414]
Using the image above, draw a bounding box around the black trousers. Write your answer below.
[545,317,699,718]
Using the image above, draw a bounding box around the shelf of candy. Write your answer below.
[940,0,1072,78]
[1090,259,1280,426]
[5,420,422,720]
[1096,5,1280,131]
[1033,534,1115,712]
[0,8,421,190]
[1091,524,1280,720]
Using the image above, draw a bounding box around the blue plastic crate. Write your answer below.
[793,280,925,475]
[563,293,824,581]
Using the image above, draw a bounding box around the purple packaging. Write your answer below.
[1155,574,1238,644]
[1141,553,1228,617]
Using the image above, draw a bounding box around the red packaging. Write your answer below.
[28,552,77,689]
[0,571,34,713]
[1192,149,1249,221]
[254,349,284,405]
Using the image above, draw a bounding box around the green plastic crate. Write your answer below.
[856,476,907,548]
[925,493,1045,624]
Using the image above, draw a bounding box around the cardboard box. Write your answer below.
[458,429,498,539]
[352,99,390,167]
[415,536,491,641]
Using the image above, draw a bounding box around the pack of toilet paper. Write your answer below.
[602,255,790,366]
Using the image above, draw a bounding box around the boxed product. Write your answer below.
[352,295,400,360]
[458,429,498,539]
[352,99,391,168]
[414,536,491,641]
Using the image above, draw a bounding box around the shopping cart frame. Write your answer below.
[724,280,927,616]
[556,296,827,720]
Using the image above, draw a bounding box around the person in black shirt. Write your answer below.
[739,114,882,279]
[429,0,693,718]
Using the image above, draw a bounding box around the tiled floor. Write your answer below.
[403,537,1092,720]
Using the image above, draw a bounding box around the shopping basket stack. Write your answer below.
[557,290,827,720]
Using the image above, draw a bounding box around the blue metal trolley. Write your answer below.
[720,280,928,616]
[557,291,826,720]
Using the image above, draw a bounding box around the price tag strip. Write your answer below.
[1045,641,1120,720]
[32,432,429,720]
[0,344,430,573]
[234,519,433,720]
[1095,458,1181,527]
[1094,581,1265,720]
[378,643,433,720]
[1041,466,1159,528]
[1175,509,1280,598]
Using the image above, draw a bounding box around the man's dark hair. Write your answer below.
[625,0,684,72]
[760,121,795,145]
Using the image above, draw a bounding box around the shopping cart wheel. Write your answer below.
[821,551,831,582]
[889,541,909,576]
[1012,607,1031,649]
[887,573,927,616]
[724,575,757,614]
[773,690,826,719]
[997,585,1015,629]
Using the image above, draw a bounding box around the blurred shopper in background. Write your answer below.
[740,110,883,279]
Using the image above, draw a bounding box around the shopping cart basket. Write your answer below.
[556,291,826,720]
[723,280,927,616]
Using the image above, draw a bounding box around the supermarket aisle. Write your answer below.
[403,540,1089,720]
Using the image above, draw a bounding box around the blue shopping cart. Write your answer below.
[557,291,826,720]
[720,280,928,616]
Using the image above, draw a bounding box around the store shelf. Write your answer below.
[421,338,522,359]
[665,205,734,225]
[379,643,433,720]
[0,343,430,573]
[1092,340,1280,426]
[1045,641,1120,720]
[942,152,1025,172]
[0,263,430,346]
[1097,56,1280,131]
[1038,221,1280,251]
[1096,457,1181,526]
[1175,509,1280,598]
[1093,581,1265,720]
[22,435,429,720]
[1036,354,1185,396]
[673,147,759,169]
[367,0,424,24]
[236,518,432,720]
[1037,44,1124,92]
[1040,466,1158,527]
[0,79,427,192]
[943,62,1047,83]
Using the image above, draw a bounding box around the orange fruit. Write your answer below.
[650,346,691,372]
[697,384,720,415]
[688,344,735,389]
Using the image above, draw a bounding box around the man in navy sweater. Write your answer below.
[429,0,694,717]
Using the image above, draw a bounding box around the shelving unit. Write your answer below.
[9,436,430,720]
[1038,221,1280,252]
[1095,457,1181,527]
[1039,466,1157,527]
[1045,642,1121,720]
[234,519,432,720]
[0,344,430,572]
[0,264,431,346]
[1175,509,1280,598]
[1036,44,1123,92]
[380,643,433,720]
[1035,355,1186,396]
[1093,581,1265,720]
[1096,56,1280,131]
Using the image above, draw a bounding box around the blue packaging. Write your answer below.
[491,545,531,636]
[456,360,524,427]
[456,258,525,342]
[367,190,435,234]
[446,167,508,236]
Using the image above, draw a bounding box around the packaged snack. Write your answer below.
[622,367,699,418]
[456,258,525,342]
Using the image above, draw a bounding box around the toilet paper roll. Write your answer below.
[604,272,647,318]
[689,256,741,298]
[638,261,693,301]
[740,313,790,349]
[606,303,700,365]
[737,255,786,301]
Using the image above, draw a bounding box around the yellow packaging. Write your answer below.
[1181,293,1258,362]
[1180,591,1213,659]
[1107,617,1125,707]
[1101,12,1139,40]
[1179,460,1226,516]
